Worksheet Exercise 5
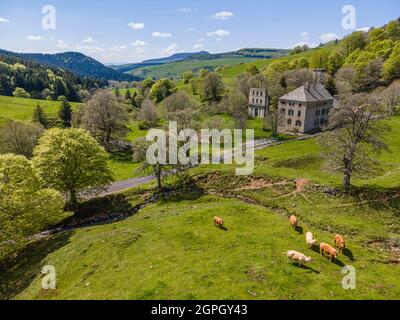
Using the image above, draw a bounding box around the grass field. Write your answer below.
[129,57,259,80]
[0,95,80,124]
[2,189,398,300]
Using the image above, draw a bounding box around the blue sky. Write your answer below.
[0,0,399,64]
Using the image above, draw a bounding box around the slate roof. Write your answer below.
[279,83,334,102]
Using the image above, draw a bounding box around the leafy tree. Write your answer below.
[132,138,171,190]
[199,69,210,78]
[142,78,156,90]
[0,121,44,158]
[134,93,145,108]
[264,60,288,79]
[245,64,260,75]
[200,72,224,102]
[325,75,338,96]
[12,87,30,98]
[80,90,129,152]
[222,91,248,129]
[32,128,113,205]
[150,79,176,103]
[382,42,400,81]
[58,98,73,128]
[139,99,159,125]
[182,71,193,84]
[327,49,345,74]
[341,31,367,56]
[380,80,400,114]
[385,20,400,40]
[319,93,390,192]
[310,51,329,69]
[264,109,284,137]
[0,154,66,258]
[32,104,50,129]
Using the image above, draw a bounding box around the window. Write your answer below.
[260,99,263,104]
[314,119,319,126]
[260,91,263,97]
[281,108,286,114]
[315,109,320,116]
[282,101,287,105]
[299,103,302,107]
[322,109,326,115]
[298,111,301,117]
[256,99,258,103]
[252,98,255,103]
[252,90,255,95]
[287,119,292,125]
[288,109,294,116]
[320,118,325,125]
[295,120,302,127]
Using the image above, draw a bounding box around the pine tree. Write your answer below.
[115,88,121,98]
[32,104,50,129]
[125,89,132,101]
[58,98,73,128]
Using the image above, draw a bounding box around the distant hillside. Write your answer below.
[129,57,258,80]
[112,48,289,77]
[143,51,210,64]
[0,49,138,82]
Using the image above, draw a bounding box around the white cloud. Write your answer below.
[292,41,309,48]
[76,46,105,53]
[193,44,203,51]
[130,40,147,47]
[162,43,178,55]
[0,17,10,23]
[207,29,230,37]
[82,37,95,43]
[57,40,70,50]
[197,38,205,43]
[108,45,127,52]
[178,8,195,13]
[152,31,172,38]
[356,27,370,32]
[27,35,44,41]
[319,33,339,43]
[212,11,234,20]
[128,22,145,30]
[301,32,310,40]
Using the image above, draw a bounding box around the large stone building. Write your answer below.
[278,83,334,133]
[248,88,268,118]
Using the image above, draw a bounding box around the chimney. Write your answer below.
[313,69,325,84]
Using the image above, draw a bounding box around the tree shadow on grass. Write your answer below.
[0,231,73,300]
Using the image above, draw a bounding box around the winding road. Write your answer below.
[98,134,319,197]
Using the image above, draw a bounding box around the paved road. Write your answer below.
[98,134,319,197]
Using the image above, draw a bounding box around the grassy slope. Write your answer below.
[4,193,398,300]
[130,57,259,80]
[0,95,80,124]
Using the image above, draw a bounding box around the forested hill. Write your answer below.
[0,53,107,102]
[0,49,139,82]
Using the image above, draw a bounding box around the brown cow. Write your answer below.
[214,217,224,228]
[290,215,298,229]
[320,242,338,261]
[334,234,346,253]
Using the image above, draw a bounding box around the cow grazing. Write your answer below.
[213,217,224,228]
[286,250,312,266]
[306,232,317,248]
[319,242,338,261]
[334,234,346,252]
[290,215,298,229]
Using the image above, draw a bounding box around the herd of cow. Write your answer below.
[213,215,346,267]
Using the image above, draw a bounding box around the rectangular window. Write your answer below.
[315,110,320,116]
[298,111,301,117]
[260,99,263,104]
[322,109,326,115]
